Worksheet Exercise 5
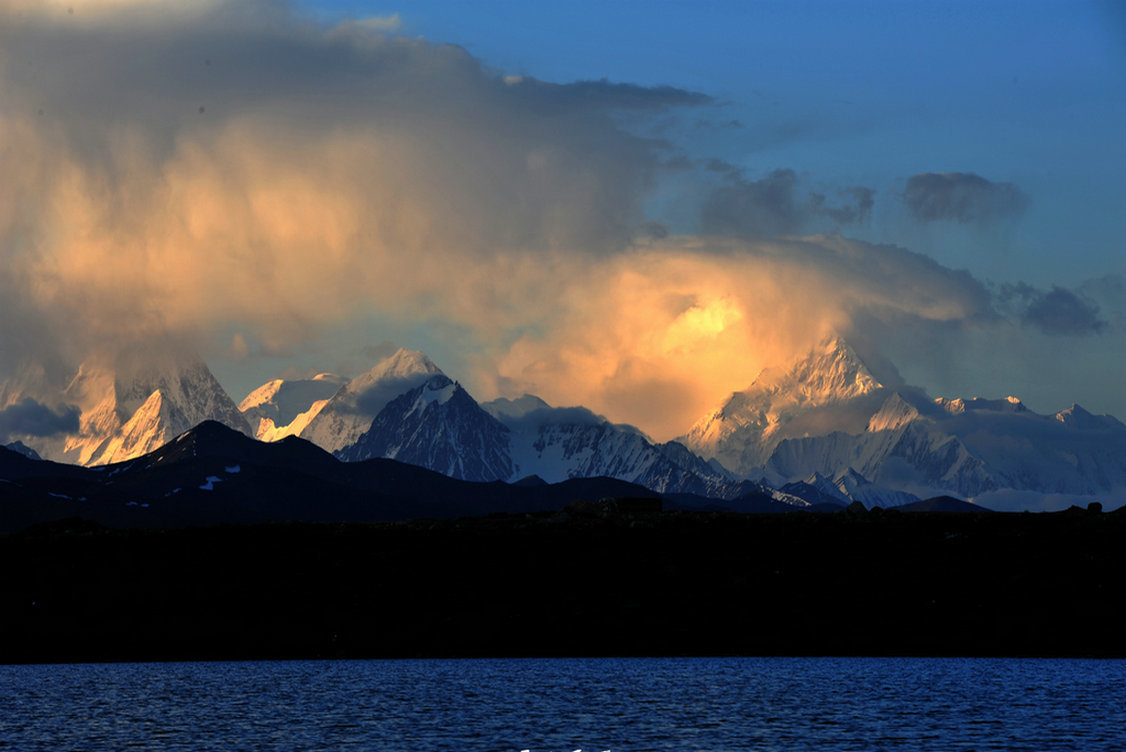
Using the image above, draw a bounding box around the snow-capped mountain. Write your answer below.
[7,338,1121,511]
[335,376,742,496]
[337,374,517,482]
[681,336,889,476]
[779,470,920,509]
[0,350,251,466]
[933,398,1126,496]
[482,396,738,497]
[761,393,993,499]
[239,373,347,442]
[681,337,1126,508]
[758,390,1126,502]
[299,348,442,453]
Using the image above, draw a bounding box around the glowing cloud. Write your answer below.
[0,0,1120,439]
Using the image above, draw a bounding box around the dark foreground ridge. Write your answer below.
[3,505,1122,663]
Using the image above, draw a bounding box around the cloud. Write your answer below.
[0,0,701,364]
[902,172,1028,223]
[0,398,81,441]
[348,14,402,33]
[503,77,711,113]
[701,169,804,237]
[999,284,1107,336]
[810,186,875,225]
[484,234,992,439]
[0,1,1065,439]
[701,169,875,237]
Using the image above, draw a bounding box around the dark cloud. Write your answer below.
[662,155,695,170]
[0,398,80,441]
[703,158,741,176]
[809,186,875,225]
[701,169,804,237]
[903,172,1028,223]
[701,169,875,237]
[504,77,711,114]
[997,283,1107,336]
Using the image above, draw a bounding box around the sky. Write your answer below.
[0,0,1123,441]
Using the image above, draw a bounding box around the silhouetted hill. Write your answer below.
[0,421,657,532]
[899,495,991,513]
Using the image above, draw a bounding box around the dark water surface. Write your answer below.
[2,657,1122,751]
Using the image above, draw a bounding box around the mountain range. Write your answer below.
[3,339,1124,512]
[680,338,1126,507]
[0,348,250,467]
[0,420,663,534]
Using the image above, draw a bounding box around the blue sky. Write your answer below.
[307,0,1125,286]
[297,0,1126,428]
[0,0,1122,438]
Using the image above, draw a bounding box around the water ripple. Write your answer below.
[0,657,1123,751]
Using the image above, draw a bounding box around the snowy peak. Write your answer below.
[770,336,883,404]
[238,379,286,413]
[402,374,459,417]
[680,336,887,474]
[830,467,919,508]
[481,394,734,496]
[866,393,921,433]
[693,336,882,432]
[3,349,251,466]
[239,374,345,441]
[336,374,516,482]
[1053,404,1123,431]
[345,349,442,397]
[336,385,738,497]
[298,348,445,453]
[91,389,176,465]
[936,395,1027,415]
[481,394,552,422]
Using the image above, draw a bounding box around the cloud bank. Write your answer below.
[0,1,1119,438]
[700,168,875,238]
[998,284,1107,336]
[903,172,1028,224]
[0,398,81,442]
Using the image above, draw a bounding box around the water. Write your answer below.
[1,657,1123,751]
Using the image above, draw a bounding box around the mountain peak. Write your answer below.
[336,373,515,481]
[363,348,442,384]
[4,348,250,466]
[298,348,446,453]
[770,336,882,402]
[130,419,337,474]
[1054,403,1123,431]
[238,374,346,441]
[936,396,1028,415]
[238,379,285,412]
[4,440,42,461]
[681,336,885,473]
[481,394,552,422]
[866,392,921,433]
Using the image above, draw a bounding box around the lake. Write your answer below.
[1,657,1122,750]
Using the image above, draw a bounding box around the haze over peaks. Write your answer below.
[239,374,347,443]
[681,336,889,473]
[0,348,250,466]
[283,348,443,453]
